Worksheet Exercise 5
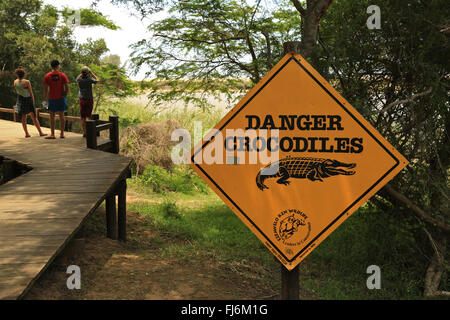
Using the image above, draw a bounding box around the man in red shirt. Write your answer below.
[43,60,69,139]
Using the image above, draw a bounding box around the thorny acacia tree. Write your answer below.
[111,0,333,109]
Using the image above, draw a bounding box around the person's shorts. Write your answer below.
[15,95,35,116]
[48,97,68,112]
[79,99,94,118]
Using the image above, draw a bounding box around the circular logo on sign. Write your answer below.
[273,209,311,248]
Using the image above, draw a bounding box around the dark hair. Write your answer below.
[51,59,60,69]
[15,67,26,79]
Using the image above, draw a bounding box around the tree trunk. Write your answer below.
[291,0,334,59]
[424,236,449,297]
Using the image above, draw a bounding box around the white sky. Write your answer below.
[44,0,159,80]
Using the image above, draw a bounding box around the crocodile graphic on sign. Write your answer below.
[256,157,356,190]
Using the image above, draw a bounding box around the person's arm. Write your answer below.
[63,73,69,96]
[89,70,99,82]
[44,83,49,101]
[26,81,35,105]
[63,83,69,96]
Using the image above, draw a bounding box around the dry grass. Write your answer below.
[120,120,181,173]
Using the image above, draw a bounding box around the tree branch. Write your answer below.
[245,33,260,81]
[154,34,245,45]
[377,88,432,113]
[262,30,272,69]
[383,184,450,233]
[290,0,306,17]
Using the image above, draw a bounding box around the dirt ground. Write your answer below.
[24,203,318,300]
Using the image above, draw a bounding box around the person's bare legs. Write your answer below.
[81,117,87,137]
[21,114,30,138]
[59,111,65,138]
[29,112,46,136]
[45,111,56,139]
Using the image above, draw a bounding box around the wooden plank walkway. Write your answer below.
[0,119,132,299]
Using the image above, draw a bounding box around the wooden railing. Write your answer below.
[86,115,119,154]
[0,106,82,125]
[0,107,17,121]
[0,107,120,155]
[36,108,82,123]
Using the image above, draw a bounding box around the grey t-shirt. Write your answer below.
[77,76,98,100]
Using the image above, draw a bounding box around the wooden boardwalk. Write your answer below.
[0,119,132,299]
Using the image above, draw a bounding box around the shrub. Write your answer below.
[160,198,181,219]
[138,164,209,194]
[120,120,180,173]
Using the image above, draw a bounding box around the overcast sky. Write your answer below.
[44,0,157,80]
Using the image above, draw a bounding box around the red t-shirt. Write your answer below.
[43,71,69,100]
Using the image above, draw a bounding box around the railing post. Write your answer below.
[105,194,117,240]
[117,179,127,242]
[86,120,97,150]
[109,115,119,154]
[91,114,100,137]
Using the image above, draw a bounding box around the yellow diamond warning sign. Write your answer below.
[190,52,409,270]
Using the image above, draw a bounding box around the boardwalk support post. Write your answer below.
[86,120,97,150]
[105,194,117,240]
[117,179,127,242]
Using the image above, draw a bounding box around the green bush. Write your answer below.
[303,205,429,299]
[138,164,209,195]
[160,198,181,219]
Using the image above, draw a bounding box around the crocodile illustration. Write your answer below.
[256,157,356,190]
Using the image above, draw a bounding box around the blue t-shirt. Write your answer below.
[76,76,98,100]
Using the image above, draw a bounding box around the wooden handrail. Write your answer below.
[0,107,17,122]
[96,123,113,132]
[0,108,119,154]
[86,115,119,154]
[0,106,82,124]
[37,110,82,123]
[0,107,14,113]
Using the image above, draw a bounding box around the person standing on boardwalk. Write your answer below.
[43,60,69,139]
[13,67,47,138]
[76,66,99,137]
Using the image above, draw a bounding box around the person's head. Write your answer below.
[50,59,60,70]
[15,67,26,80]
[81,66,90,77]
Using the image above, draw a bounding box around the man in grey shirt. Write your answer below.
[76,66,99,137]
